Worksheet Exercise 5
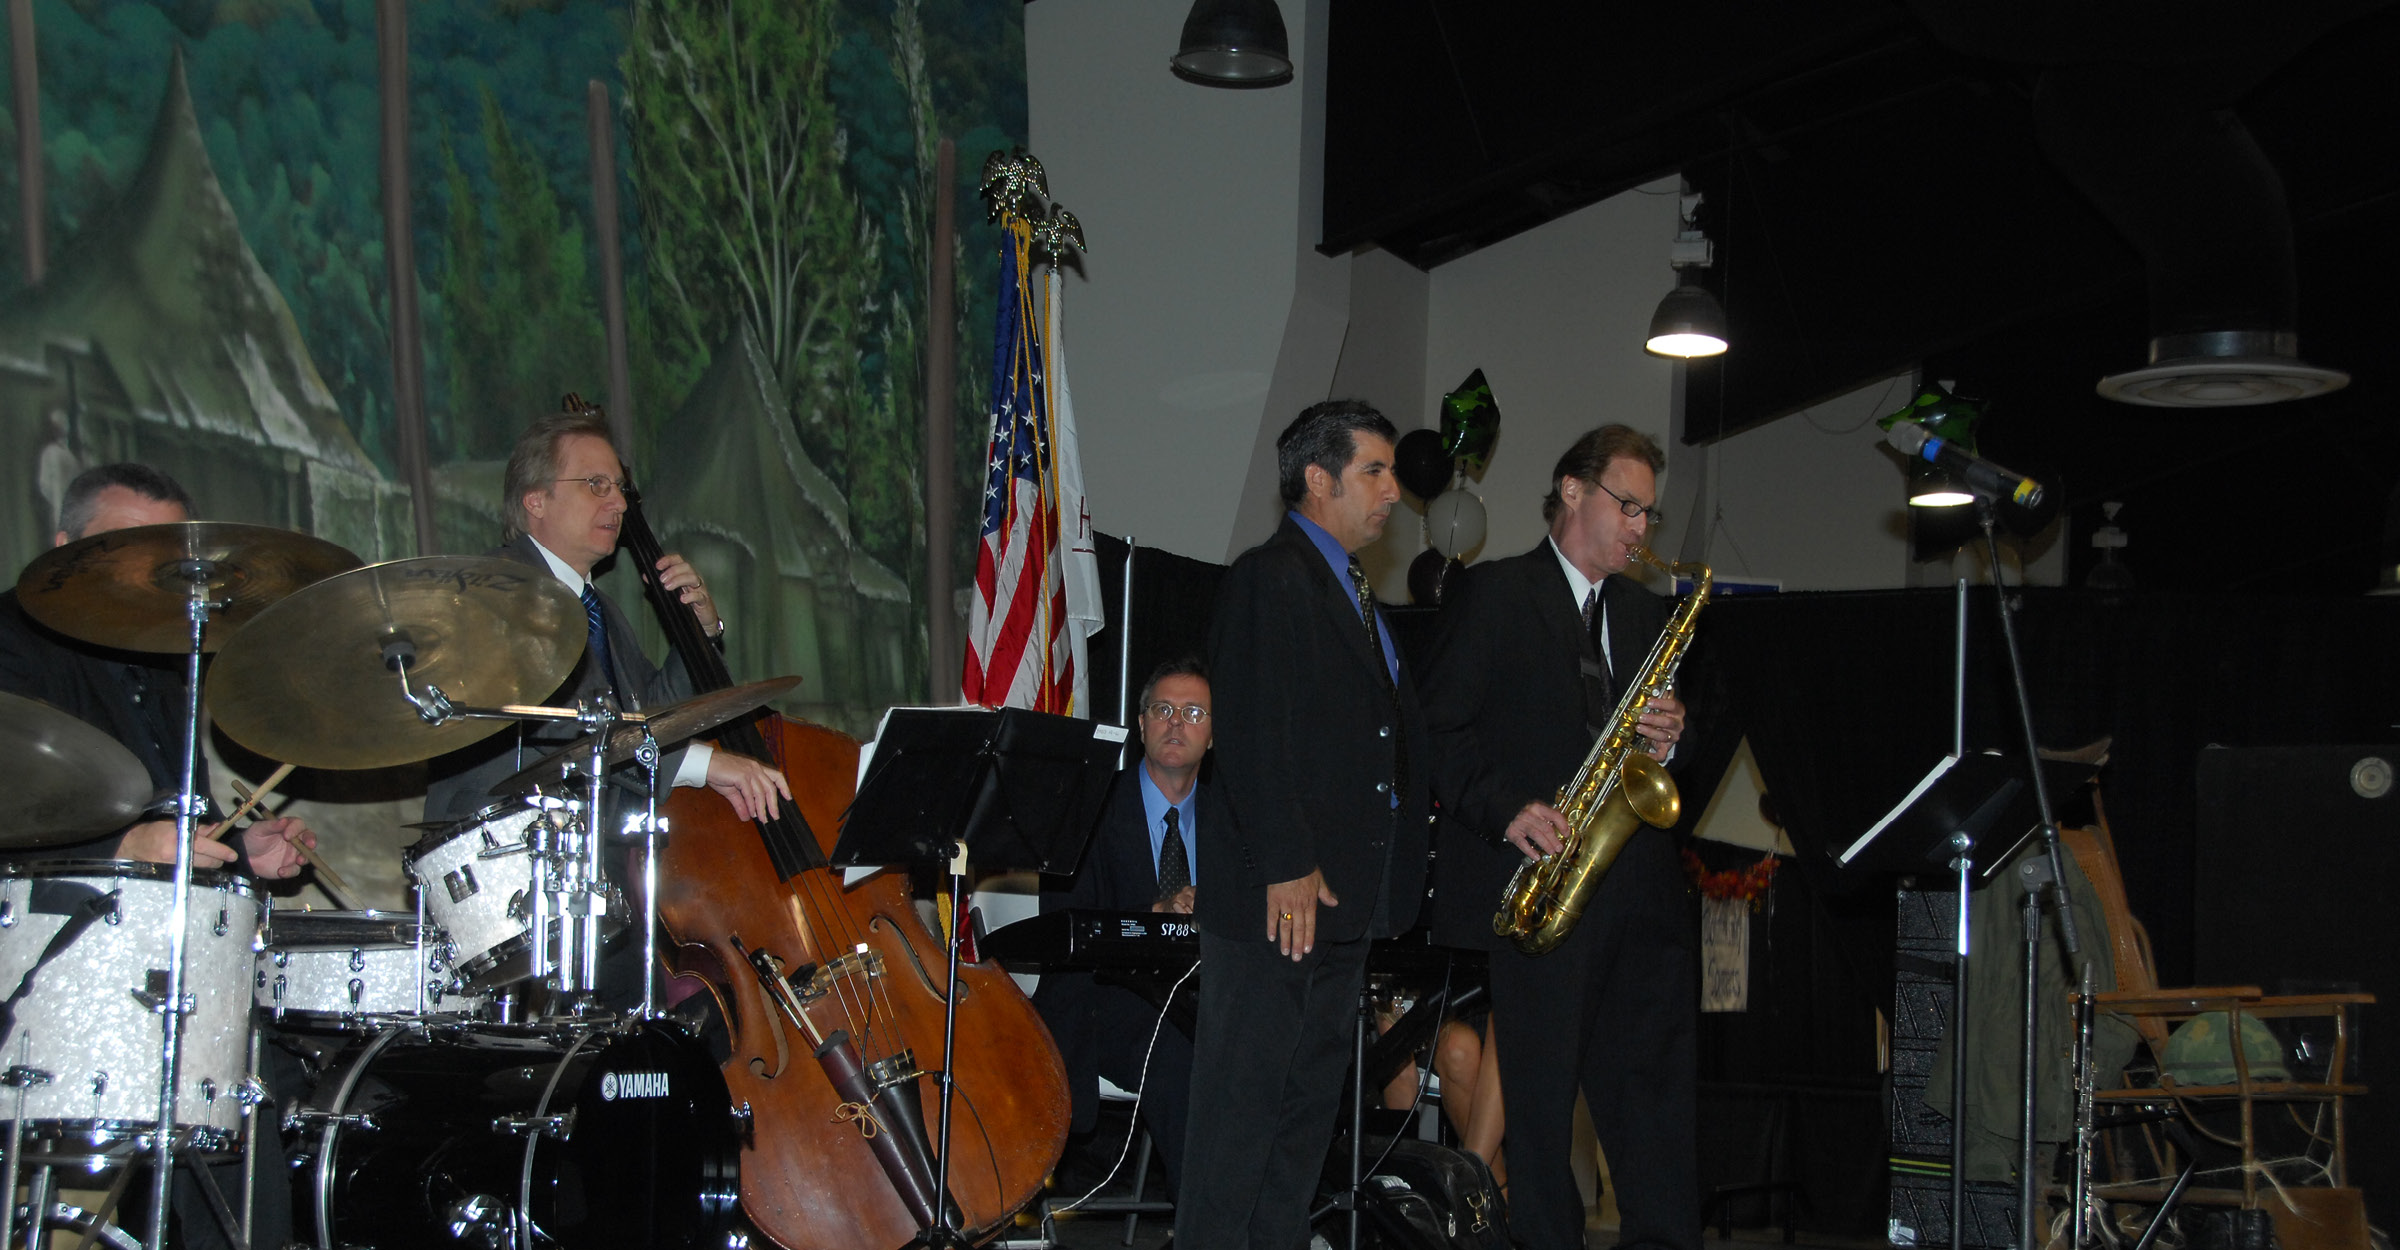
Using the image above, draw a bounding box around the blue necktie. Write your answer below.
[581,584,620,698]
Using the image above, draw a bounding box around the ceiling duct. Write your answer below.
[1913,1,2368,408]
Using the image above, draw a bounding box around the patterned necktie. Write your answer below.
[1155,807,1190,901]
[1579,584,1614,733]
[1348,557,1408,801]
[581,584,620,698]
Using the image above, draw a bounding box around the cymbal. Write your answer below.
[16,522,363,654]
[0,691,152,846]
[488,676,802,795]
[208,556,586,771]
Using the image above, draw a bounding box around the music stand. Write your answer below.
[1840,750,2095,1250]
[832,706,1124,1248]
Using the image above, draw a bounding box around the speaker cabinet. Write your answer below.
[2193,744,2395,1224]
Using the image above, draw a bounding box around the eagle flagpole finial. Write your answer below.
[980,148,1049,224]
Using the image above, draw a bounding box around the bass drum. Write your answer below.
[294,1021,739,1250]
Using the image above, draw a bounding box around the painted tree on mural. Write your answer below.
[432,86,605,462]
[621,0,943,582]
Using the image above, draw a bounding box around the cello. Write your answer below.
[581,397,1069,1248]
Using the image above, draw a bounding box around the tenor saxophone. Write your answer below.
[1492,549,1712,955]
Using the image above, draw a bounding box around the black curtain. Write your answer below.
[1705,586,2400,1006]
[1085,533,1227,728]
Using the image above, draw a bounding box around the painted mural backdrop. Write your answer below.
[0,0,1023,900]
[1,0,1023,727]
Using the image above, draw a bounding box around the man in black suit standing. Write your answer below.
[423,410,788,827]
[1179,400,1431,1249]
[1035,657,1222,1193]
[1422,424,1697,1250]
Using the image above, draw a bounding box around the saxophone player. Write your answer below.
[1420,425,1697,1250]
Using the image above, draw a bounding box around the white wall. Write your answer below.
[1670,373,1918,591]
[1026,0,1319,566]
[1394,184,1685,595]
[1025,7,2034,595]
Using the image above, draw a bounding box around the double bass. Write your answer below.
[585,398,1069,1247]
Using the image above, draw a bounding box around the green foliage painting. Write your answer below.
[0,0,1026,731]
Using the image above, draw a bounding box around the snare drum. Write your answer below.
[293,1020,737,1250]
[255,909,487,1026]
[0,862,260,1149]
[404,800,555,989]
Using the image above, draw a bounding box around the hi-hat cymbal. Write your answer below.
[1,691,152,846]
[488,676,802,795]
[208,556,586,770]
[16,522,363,654]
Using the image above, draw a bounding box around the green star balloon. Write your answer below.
[1878,382,1985,450]
[1440,369,1500,472]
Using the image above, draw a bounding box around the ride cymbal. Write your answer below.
[15,522,362,654]
[0,690,152,846]
[487,676,802,794]
[208,556,586,770]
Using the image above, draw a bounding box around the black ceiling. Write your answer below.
[1323,1,2400,593]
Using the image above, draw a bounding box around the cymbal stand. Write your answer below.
[1973,500,2084,1250]
[390,657,633,1006]
[4,1035,37,1249]
[146,566,219,1250]
[628,727,663,1020]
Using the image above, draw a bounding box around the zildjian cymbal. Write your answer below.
[15,522,363,654]
[0,690,153,846]
[487,676,803,794]
[207,556,586,771]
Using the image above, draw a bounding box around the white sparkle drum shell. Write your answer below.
[254,909,487,1027]
[403,802,552,990]
[0,862,260,1148]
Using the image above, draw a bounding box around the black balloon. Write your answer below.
[1407,549,1464,604]
[1395,429,1452,501]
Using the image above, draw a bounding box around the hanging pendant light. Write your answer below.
[1644,183,1727,358]
[1645,281,1729,359]
[1171,0,1293,87]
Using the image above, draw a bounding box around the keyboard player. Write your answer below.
[1034,658,1224,1196]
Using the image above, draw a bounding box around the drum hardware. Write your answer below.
[18,523,358,1250]
[484,678,800,796]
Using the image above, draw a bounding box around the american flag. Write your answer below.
[963,221,1087,712]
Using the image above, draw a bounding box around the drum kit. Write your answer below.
[0,524,794,1250]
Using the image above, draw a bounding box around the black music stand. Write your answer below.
[834,706,1122,874]
[832,706,1124,1249]
[1838,751,2094,1250]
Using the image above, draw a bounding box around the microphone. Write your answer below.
[1887,422,2046,508]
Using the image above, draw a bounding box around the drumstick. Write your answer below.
[222,769,359,907]
[210,762,296,833]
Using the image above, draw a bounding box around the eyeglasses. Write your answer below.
[557,475,631,499]
[1594,481,1664,527]
[1142,702,1211,725]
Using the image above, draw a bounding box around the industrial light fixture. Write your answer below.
[1171,0,1292,87]
[1907,466,1976,508]
[1644,185,1727,358]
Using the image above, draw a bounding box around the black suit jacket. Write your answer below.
[1421,540,1670,950]
[1034,765,1224,1132]
[1202,516,1430,944]
[422,536,696,823]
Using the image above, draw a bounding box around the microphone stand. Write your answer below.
[1971,499,2086,1250]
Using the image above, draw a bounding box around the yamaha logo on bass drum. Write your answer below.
[600,1069,673,1101]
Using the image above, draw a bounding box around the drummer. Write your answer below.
[422,410,788,832]
[0,463,315,876]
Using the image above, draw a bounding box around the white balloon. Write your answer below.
[1425,488,1488,559]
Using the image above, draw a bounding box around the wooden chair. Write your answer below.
[2061,823,2373,1226]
